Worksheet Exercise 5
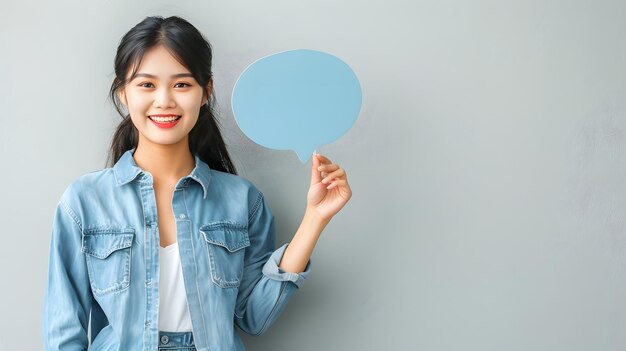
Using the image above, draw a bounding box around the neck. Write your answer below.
[132,139,195,184]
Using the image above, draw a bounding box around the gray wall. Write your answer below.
[2,0,626,349]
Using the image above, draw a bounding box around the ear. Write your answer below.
[203,79,213,105]
[117,89,127,106]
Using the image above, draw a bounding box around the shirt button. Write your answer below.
[160,335,169,344]
[179,214,186,219]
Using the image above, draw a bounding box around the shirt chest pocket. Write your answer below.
[81,227,135,297]
[200,222,250,289]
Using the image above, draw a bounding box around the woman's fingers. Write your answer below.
[317,163,339,172]
[326,179,349,191]
[322,168,346,184]
[316,154,335,180]
[310,153,323,185]
[316,154,333,164]
[313,154,349,188]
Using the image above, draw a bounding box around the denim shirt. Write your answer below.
[42,148,312,350]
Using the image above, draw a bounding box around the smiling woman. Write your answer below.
[118,45,204,142]
[106,17,233,176]
[42,15,352,351]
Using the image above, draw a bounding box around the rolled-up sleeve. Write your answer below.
[234,189,312,336]
[42,198,93,350]
[262,243,311,288]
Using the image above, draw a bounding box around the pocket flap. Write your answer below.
[200,222,249,252]
[81,229,135,259]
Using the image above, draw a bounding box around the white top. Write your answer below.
[158,242,193,332]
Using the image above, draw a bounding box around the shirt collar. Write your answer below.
[113,148,211,199]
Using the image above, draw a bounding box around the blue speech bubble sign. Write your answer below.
[232,49,362,163]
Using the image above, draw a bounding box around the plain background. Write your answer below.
[2,0,626,349]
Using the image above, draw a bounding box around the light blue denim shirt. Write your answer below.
[43,148,311,350]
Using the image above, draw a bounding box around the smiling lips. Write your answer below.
[148,114,182,128]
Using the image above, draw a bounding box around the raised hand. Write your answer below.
[306,153,352,222]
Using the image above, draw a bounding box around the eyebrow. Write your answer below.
[132,73,195,79]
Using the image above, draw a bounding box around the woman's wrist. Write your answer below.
[304,206,332,228]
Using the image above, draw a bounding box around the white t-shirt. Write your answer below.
[158,242,193,332]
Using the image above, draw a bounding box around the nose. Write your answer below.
[153,87,176,108]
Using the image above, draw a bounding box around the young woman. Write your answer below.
[43,15,352,350]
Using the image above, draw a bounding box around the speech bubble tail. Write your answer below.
[294,149,312,164]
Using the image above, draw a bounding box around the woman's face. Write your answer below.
[118,44,210,148]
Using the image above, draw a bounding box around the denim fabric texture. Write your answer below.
[43,148,312,350]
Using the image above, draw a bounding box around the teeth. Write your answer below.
[149,116,180,122]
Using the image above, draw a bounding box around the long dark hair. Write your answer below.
[106,15,237,175]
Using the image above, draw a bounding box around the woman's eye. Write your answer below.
[137,82,190,88]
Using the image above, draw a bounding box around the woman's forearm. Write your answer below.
[278,208,330,273]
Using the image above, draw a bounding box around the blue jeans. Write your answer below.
[158,331,196,351]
